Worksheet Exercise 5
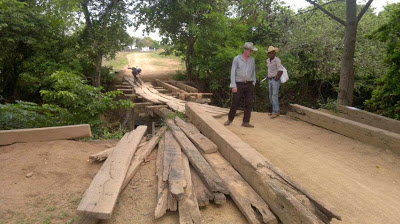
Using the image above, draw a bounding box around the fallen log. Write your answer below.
[185,102,341,224]
[167,119,229,196]
[178,153,201,224]
[288,104,400,154]
[164,131,187,200]
[77,126,147,219]
[175,117,217,154]
[0,124,92,145]
[203,152,277,224]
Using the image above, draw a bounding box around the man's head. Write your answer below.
[243,42,258,57]
[266,46,279,59]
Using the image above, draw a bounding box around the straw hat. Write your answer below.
[266,46,280,53]
[243,42,258,51]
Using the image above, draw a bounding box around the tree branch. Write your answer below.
[305,0,346,26]
[357,0,374,22]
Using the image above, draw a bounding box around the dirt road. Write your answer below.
[1,52,399,224]
[215,112,400,224]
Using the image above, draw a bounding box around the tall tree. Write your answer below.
[80,0,131,87]
[305,0,373,106]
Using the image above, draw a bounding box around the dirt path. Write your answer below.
[122,52,183,81]
[215,112,400,224]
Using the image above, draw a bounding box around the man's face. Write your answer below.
[244,48,253,57]
[268,51,275,59]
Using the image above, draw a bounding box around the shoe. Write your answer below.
[268,113,272,116]
[270,113,280,119]
[241,122,254,128]
[224,120,232,126]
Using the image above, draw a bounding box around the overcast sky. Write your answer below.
[129,0,400,41]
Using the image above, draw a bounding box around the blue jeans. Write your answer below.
[269,79,280,114]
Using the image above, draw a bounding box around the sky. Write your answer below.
[128,0,400,41]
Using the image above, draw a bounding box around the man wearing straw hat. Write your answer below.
[224,42,258,128]
[266,46,284,118]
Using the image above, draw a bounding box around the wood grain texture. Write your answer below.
[164,131,186,200]
[0,124,92,145]
[77,126,147,219]
[167,119,229,195]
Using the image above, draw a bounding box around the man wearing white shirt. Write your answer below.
[266,46,284,118]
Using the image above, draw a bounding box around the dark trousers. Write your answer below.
[228,82,254,123]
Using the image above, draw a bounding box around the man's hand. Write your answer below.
[232,88,238,93]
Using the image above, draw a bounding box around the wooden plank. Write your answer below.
[168,80,198,93]
[122,126,167,190]
[164,131,186,200]
[0,124,92,145]
[155,79,182,93]
[155,135,169,218]
[89,138,148,162]
[167,119,229,195]
[190,166,213,207]
[175,117,217,154]
[288,104,400,154]
[77,126,147,219]
[185,102,341,224]
[178,153,201,224]
[204,152,278,224]
[337,105,400,134]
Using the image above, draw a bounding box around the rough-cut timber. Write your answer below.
[175,117,218,154]
[89,138,148,162]
[190,166,214,207]
[185,102,341,224]
[167,119,229,195]
[122,127,167,190]
[288,104,400,154]
[178,153,202,224]
[0,124,92,145]
[155,79,183,93]
[164,131,186,200]
[168,80,198,93]
[77,126,147,219]
[155,135,169,218]
[337,105,400,134]
[203,152,277,224]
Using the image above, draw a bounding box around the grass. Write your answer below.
[149,51,182,60]
[102,52,131,70]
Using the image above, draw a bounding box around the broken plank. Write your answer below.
[0,124,92,146]
[167,119,229,195]
[190,166,213,207]
[164,131,186,200]
[204,152,277,224]
[178,153,201,224]
[185,102,341,224]
[175,117,217,154]
[77,126,147,219]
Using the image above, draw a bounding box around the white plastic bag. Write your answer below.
[280,67,289,83]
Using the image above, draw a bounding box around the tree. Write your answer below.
[80,0,132,87]
[305,0,373,106]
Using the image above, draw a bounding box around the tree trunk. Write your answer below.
[337,0,358,106]
[93,53,102,87]
[186,35,196,81]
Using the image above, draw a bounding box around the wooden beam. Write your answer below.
[168,80,198,93]
[175,117,217,154]
[178,153,202,224]
[155,79,182,93]
[167,119,229,195]
[190,166,213,207]
[89,138,148,162]
[204,152,278,224]
[185,102,341,224]
[163,131,186,200]
[77,126,147,219]
[337,105,400,134]
[0,124,92,145]
[288,104,400,154]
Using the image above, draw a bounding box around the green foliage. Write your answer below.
[0,101,71,130]
[366,4,400,119]
[40,71,134,126]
